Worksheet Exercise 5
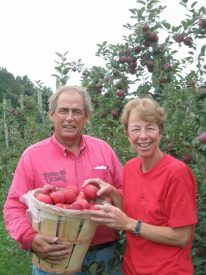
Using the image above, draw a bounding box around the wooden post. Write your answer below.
[37,89,42,111]
[3,99,9,148]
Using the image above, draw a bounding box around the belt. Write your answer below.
[89,241,116,251]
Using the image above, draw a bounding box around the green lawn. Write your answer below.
[0,212,32,275]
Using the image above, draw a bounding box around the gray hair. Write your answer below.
[48,86,93,116]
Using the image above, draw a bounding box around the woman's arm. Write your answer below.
[90,204,193,247]
[126,219,193,247]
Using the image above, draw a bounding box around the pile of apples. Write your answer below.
[35,183,101,210]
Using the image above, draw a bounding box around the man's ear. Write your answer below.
[48,111,54,122]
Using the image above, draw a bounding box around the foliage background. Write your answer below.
[0,0,206,274]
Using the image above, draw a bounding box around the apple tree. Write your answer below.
[80,0,206,273]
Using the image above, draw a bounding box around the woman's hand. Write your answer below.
[83,178,123,208]
[88,203,134,231]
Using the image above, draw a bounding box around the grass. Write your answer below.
[0,210,32,275]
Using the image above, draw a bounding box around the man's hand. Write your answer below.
[31,233,71,264]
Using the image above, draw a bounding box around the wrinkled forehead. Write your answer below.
[57,90,84,106]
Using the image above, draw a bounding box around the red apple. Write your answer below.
[126,56,137,64]
[130,60,137,70]
[117,89,125,97]
[69,201,83,210]
[89,202,98,210]
[198,18,206,29]
[163,63,172,72]
[50,190,65,204]
[183,37,193,46]
[111,110,119,118]
[129,67,136,75]
[55,203,64,208]
[144,31,158,42]
[62,204,70,209]
[160,75,169,83]
[78,199,90,210]
[143,40,152,47]
[173,34,184,43]
[41,184,56,195]
[141,23,149,32]
[63,189,76,204]
[35,192,53,204]
[76,192,86,201]
[182,154,192,163]
[84,184,99,201]
[119,56,128,64]
[134,45,141,53]
[145,60,154,72]
[197,132,206,144]
[65,185,80,196]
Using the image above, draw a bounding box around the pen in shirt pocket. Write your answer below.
[93,165,109,170]
[89,166,109,178]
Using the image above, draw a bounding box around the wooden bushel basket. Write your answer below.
[26,189,98,274]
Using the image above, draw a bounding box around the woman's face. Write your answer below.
[127,110,162,160]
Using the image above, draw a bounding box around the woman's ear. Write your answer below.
[127,135,132,145]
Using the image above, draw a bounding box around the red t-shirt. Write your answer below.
[123,154,197,275]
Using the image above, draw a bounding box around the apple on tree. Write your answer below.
[197,132,206,144]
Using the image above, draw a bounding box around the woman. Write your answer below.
[84,97,197,274]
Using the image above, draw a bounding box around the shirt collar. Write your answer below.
[51,134,87,156]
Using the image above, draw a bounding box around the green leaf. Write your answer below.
[129,8,137,15]
[162,22,171,30]
[137,0,146,6]
[191,1,198,8]
[200,45,206,56]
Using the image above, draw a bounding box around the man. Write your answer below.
[4,86,123,275]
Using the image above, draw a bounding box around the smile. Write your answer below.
[63,125,75,129]
[137,142,152,148]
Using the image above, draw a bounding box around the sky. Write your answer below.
[0,0,205,90]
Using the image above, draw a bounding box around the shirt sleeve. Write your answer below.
[3,150,37,250]
[164,164,197,228]
[104,142,123,191]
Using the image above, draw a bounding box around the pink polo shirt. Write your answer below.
[4,134,122,250]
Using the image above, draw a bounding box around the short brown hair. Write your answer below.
[121,97,166,134]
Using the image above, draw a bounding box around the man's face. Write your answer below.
[49,90,90,145]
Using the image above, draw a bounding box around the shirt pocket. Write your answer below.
[88,166,112,183]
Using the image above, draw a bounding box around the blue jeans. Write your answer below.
[32,243,122,275]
